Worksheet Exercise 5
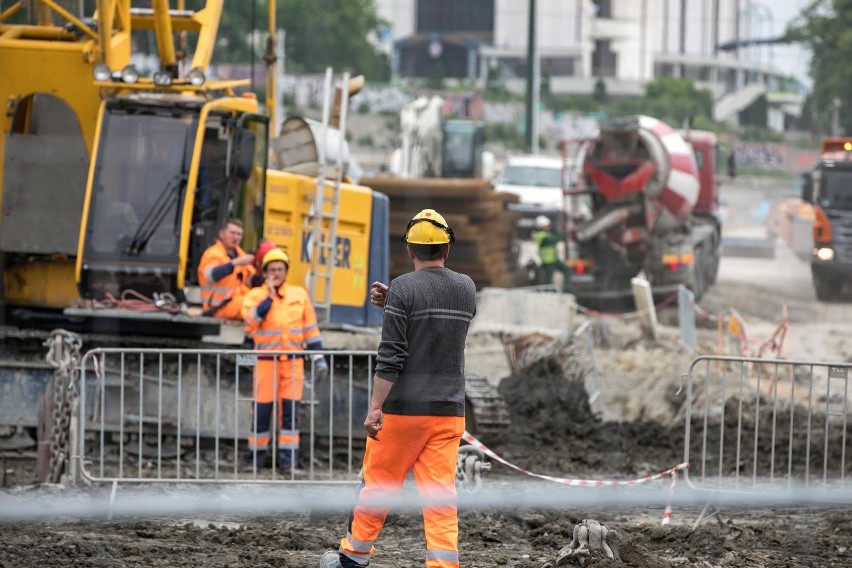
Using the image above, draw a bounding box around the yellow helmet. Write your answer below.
[261,248,290,270]
[402,209,455,245]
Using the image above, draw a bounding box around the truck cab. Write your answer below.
[801,138,852,301]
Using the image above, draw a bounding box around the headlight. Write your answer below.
[92,62,111,82]
[120,65,139,84]
[153,71,173,86]
[815,247,835,261]
[187,67,206,86]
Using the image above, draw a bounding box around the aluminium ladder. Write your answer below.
[306,69,351,324]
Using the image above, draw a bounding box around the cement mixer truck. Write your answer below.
[565,115,722,304]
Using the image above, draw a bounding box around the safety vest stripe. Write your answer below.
[249,307,264,324]
[344,532,375,552]
[289,324,318,334]
[200,285,230,294]
[426,549,459,562]
[255,341,285,349]
[254,329,282,336]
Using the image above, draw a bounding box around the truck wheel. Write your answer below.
[814,274,837,301]
[707,237,720,285]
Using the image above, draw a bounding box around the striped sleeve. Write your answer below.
[375,286,408,383]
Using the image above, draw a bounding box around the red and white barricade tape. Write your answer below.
[462,431,688,525]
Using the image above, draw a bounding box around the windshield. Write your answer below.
[501,165,563,188]
[442,129,475,177]
[85,109,194,261]
[819,169,852,211]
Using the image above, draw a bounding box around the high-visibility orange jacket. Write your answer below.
[197,240,255,319]
[241,284,322,401]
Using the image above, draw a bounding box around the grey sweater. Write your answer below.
[375,266,477,416]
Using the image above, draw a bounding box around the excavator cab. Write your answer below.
[76,97,268,302]
[441,120,485,178]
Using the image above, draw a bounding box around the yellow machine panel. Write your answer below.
[4,260,78,308]
[265,170,373,308]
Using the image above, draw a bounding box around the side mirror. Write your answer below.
[800,172,814,203]
[231,129,256,180]
[727,151,737,179]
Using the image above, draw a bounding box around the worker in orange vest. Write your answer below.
[241,247,328,469]
[197,218,256,319]
[321,209,476,568]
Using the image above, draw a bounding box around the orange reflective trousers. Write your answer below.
[339,414,465,568]
[253,357,305,403]
[246,357,304,457]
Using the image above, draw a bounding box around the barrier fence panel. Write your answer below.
[572,320,604,419]
[677,285,696,354]
[684,355,852,492]
[75,348,376,485]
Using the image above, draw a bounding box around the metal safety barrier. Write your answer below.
[572,320,604,419]
[683,355,852,492]
[73,348,376,485]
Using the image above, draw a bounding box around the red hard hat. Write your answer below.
[254,239,277,269]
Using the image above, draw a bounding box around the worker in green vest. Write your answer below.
[534,215,572,293]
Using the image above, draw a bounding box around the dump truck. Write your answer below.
[800,137,852,301]
[565,115,722,304]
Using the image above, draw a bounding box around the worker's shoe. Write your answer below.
[320,551,367,568]
[319,551,343,568]
[243,450,267,470]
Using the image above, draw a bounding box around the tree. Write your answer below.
[640,77,714,127]
[208,0,390,81]
[787,0,852,135]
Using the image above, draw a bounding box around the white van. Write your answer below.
[495,154,571,226]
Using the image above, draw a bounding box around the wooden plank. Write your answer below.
[363,177,492,200]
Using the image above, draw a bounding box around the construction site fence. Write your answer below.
[683,355,852,494]
[572,320,604,419]
[73,348,377,486]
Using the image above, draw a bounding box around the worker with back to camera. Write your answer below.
[320,209,476,568]
[197,218,256,319]
[534,215,572,293]
[241,247,328,470]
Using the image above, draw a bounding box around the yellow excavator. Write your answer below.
[0,0,387,334]
[0,0,390,454]
[0,1,507,457]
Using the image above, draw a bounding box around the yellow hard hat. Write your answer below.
[261,248,290,270]
[402,209,455,245]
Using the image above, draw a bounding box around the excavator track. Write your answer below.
[464,374,511,443]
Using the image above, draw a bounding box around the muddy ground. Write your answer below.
[2,347,851,567]
[3,180,852,566]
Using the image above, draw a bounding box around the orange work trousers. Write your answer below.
[212,296,244,320]
[254,356,305,403]
[339,414,465,568]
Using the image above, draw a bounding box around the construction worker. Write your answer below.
[197,218,256,319]
[534,215,572,293]
[321,209,476,568]
[241,247,328,469]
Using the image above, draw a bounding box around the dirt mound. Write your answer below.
[495,356,684,479]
